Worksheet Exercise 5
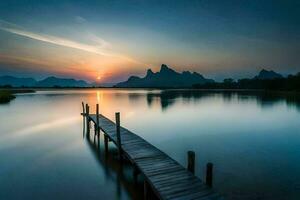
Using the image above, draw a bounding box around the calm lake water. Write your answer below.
[1,89,300,200]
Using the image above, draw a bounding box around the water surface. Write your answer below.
[1,89,300,200]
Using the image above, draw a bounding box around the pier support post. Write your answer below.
[82,102,85,135]
[104,134,109,153]
[187,151,195,175]
[133,166,139,183]
[85,104,90,136]
[96,104,100,136]
[81,102,85,116]
[116,112,122,160]
[144,181,149,200]
[97,132,100,150]
[206,162,213,188]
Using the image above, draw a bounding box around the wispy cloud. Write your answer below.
[75,16,86,24]
[88,33,112,49]
[0,19,144,65]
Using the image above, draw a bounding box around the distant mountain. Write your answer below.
[115,64,214,88]
[0,76,37,87]
[0,68,286,88]
[35,76,88,87]
[0,76,89,87]
[254,69,283,80]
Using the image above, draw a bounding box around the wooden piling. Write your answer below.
[85,104,90,135]
[81,102,85,115]
[187,151,195,175]
[133,166,139,183]
[94,124,97,135]
[144,181,148,200]
[116,112,121,160]
[96,104,100,135]
[82,102,85,136]
[206,162,213,187]
[97,133,100,150]
[104,134,109,153]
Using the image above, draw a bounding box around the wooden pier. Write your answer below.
[81,103,223,200]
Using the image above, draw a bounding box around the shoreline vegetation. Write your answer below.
[0,90,15,103]
[193,73,300,92]
[0,89,35,104]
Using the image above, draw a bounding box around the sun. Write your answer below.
[97,76,101,80]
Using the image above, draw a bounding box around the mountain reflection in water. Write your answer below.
[142,90,300,111]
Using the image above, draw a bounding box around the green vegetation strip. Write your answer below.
[0,90,16,103]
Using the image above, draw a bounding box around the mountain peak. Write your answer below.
[182,71,191,75]
[146,69,154,77]
[160,64,168,70]
[160,64,170,71]
[255,69,283,80]
[160,64,176,74]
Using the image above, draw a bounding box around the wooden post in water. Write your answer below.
[96,104,100,136]
[206,162,213,188]
[82,102,85,115]
[104,134,109,153]
[82,102,85,123]
[82,102,85,131]
[144,181,148,200]
[187,151,195,175]
[116,112,121,160]
[133,166,139,184]
[85,104,90,136]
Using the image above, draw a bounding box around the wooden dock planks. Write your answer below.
[88,114,223,200]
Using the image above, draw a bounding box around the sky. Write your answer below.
[0,0,299,83]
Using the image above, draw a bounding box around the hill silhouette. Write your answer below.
[193,71,300,91]
[115,64,214,88]
[35,76,88,87]
[254,69,283,80]
[0,76,89,87]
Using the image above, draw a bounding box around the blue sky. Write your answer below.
[0,0,299,82]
